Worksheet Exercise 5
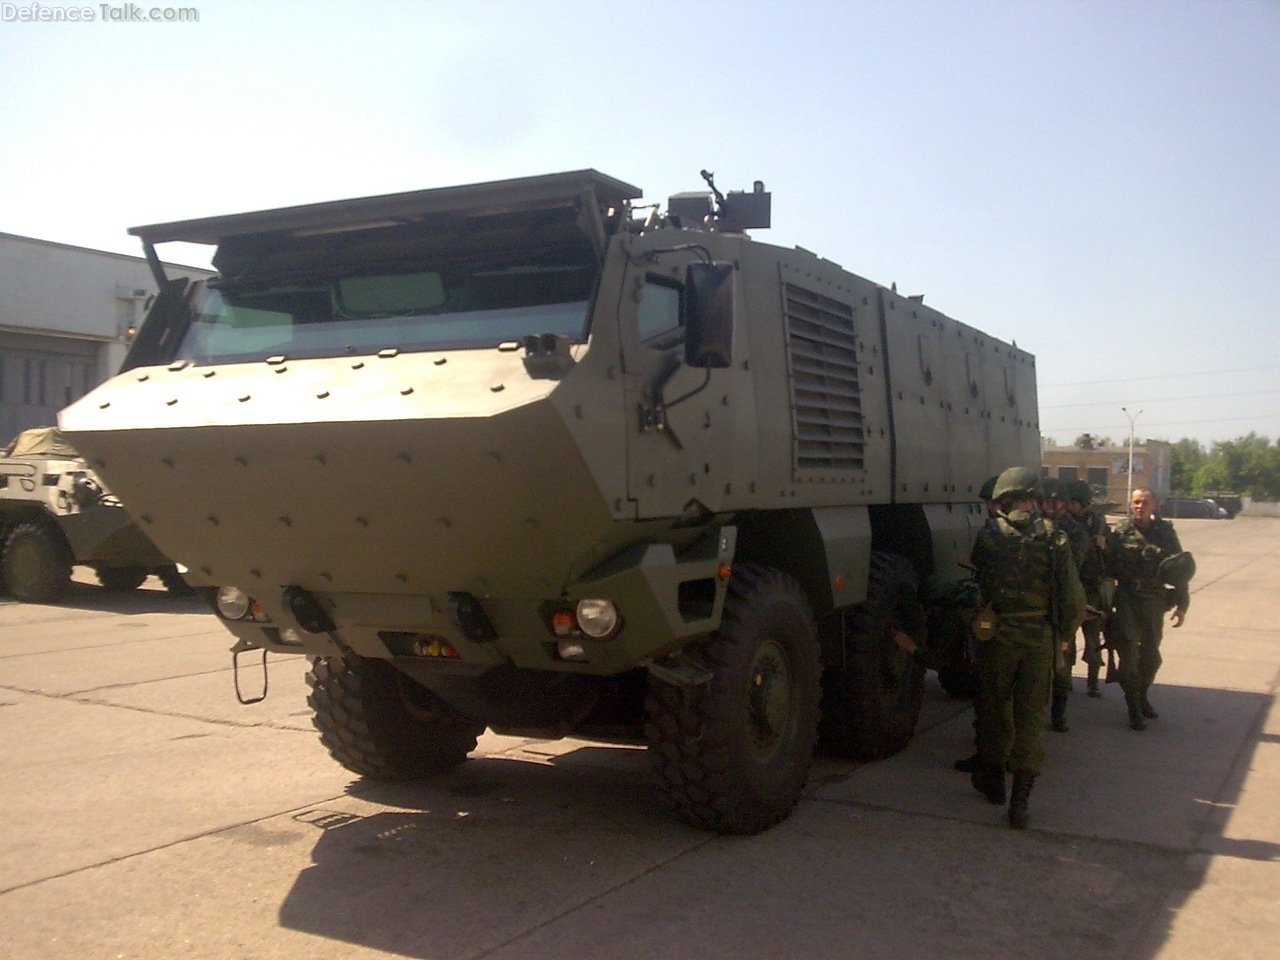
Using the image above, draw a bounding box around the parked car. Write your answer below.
[1160,497,1231,519]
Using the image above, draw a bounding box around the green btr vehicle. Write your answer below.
[60,170,1039,833]
[0,426,186,601]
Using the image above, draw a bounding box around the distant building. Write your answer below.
[1042,439,1172,508]
[0,232,212,442]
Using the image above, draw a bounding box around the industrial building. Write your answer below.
[0,232,212,442]
[1042,439,1172,508]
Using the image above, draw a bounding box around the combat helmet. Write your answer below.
[1040,477,1065,501]
[991,466,1042,501]
[1159,551,1197,587]
[979,475,998,501]
[1067,479,1093,507]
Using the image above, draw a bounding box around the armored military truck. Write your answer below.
[60,170,1039,833]
[0,426,186,601]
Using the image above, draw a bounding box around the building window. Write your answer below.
[1058,466,1078,482]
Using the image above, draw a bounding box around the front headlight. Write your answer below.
[216,586,251,621]
[576,598,620,638]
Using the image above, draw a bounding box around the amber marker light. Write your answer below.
[550,609,576,637]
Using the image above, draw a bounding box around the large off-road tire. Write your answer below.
[819,552,927,760]
[644,565,821,835]
[306,653,485,781]
[1,520,73,603]
[96,566,149,591]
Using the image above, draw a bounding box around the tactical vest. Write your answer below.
[1110,518,1173,583]
[977,515,1055,614]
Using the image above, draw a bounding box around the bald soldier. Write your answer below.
[1105,488,1193,730]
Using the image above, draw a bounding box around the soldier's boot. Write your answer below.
[1125,691,1147,731]
[953,751,981,773]
[1139,685,1159,719]
[1050,693,1070,733]
[971,765,1006,805]
[1086,664,1102,698]
[1008,771,1035,829]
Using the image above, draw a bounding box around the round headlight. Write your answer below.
[576,598,620,638]
[216,586,251,621]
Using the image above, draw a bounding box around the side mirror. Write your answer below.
[684,261,735,368]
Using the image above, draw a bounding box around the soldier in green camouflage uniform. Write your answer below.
[1105,488,1190,730]
[970,467,1086,829]
[1039,478,1081,733]
[1065,480,1109,697]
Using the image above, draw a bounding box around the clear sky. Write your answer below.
[2,0,1276,448]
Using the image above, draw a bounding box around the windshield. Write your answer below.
[178,258,597,363]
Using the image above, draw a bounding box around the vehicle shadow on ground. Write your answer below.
[0,577,206,616]
[275,681,1278,960]
[276,752,705,959]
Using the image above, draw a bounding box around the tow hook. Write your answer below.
[231,637,269,704]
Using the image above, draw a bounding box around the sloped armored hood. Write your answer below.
[60,349,619,598]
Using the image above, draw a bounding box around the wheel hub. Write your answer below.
[747,638,792,760]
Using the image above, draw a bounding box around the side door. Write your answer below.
[618,253,749,520]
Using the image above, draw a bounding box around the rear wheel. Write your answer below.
[644,565,821,834]
[97,566,149,591]
[1,520,72,603]
[307,653,485,780]
[819,552,927,760]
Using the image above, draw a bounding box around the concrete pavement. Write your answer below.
[1,518,1276,958]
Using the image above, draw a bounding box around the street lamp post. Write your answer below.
[1122,406,1142,513]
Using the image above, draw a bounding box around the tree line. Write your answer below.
[1070,432,1280,501]
[1164,433,1280,501]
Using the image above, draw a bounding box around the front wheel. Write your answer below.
[819,552,927,760]
[644,565,821,834]
[1,520,73,603]
[306,654,485,780]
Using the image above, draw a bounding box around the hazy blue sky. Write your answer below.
[2,0,1276,447]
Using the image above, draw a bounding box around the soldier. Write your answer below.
[954,474,1000,775]
[1065,480,1109,697]
[1039,478,1083,733]
[970,467,1086,829]
[1105,488,1193,730]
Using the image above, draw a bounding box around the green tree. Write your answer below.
[1167,438,1206,495]
[1209,434,1276,499]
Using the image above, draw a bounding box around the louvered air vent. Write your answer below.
[784,284,864,472]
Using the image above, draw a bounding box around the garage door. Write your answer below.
[0,335,99,446]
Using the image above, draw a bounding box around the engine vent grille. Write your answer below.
[784,284,864,472]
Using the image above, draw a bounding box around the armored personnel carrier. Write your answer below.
[0,426,185,601]
[61,170,1039,833]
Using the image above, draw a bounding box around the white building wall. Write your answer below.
[0,232,212,441]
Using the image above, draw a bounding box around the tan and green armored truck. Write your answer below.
[1,426,185,601]
[60,170,1039,833]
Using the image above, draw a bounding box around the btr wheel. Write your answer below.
[644,565,821,834]
[1,520,73,603]
[306,653,485,780]
[820,552,927,760]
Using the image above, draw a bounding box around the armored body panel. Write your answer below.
[61,170,1039,833]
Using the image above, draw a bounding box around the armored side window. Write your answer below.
[637,279,683,348]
